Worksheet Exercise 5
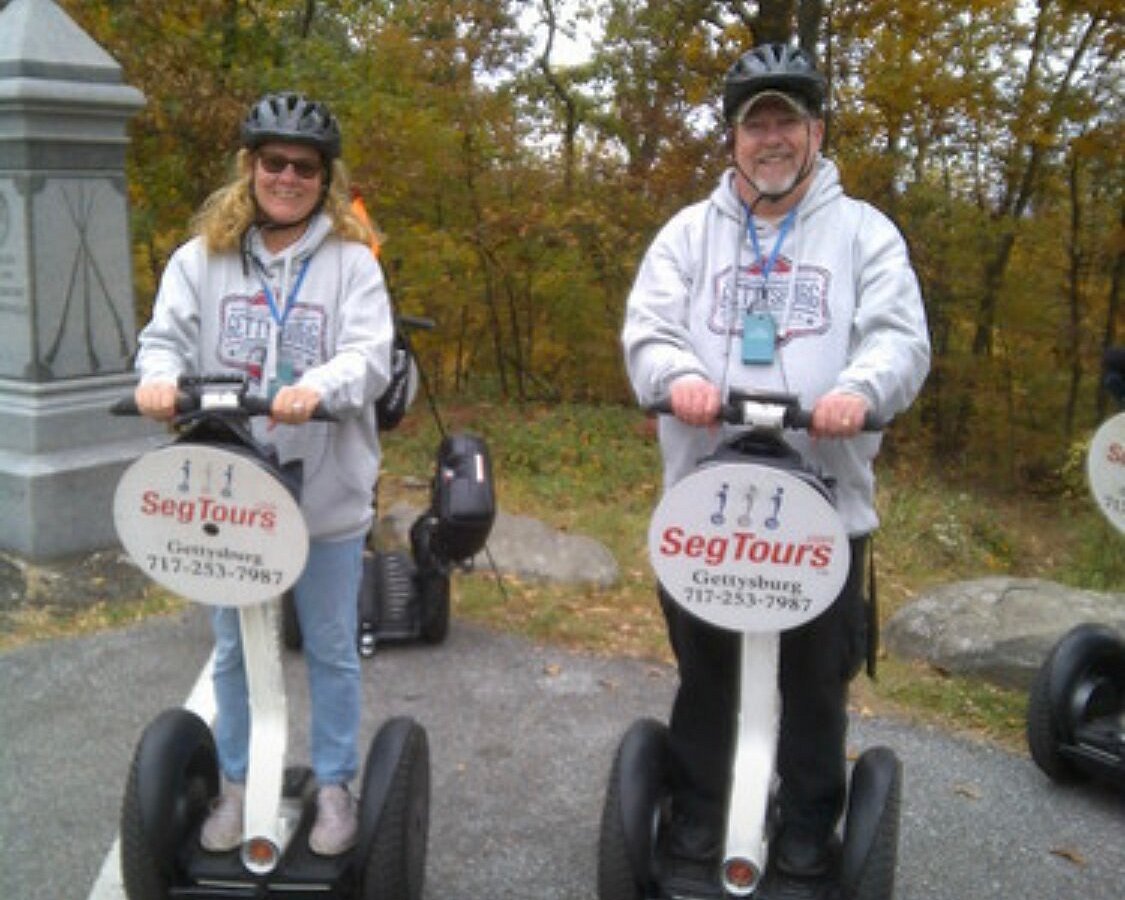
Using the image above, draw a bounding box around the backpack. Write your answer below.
[375,326,416,431]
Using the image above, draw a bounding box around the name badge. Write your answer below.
[741,312,776,365]
[268,359,295,400]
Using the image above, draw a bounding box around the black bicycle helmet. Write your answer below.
[722,43,827,123]
[240,92,342,161]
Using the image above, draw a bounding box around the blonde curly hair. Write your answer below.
[192,148,376,253]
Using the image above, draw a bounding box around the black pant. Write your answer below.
[659,536,869,843]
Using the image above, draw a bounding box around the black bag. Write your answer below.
[375,328,415,431]
[427,433,495,563]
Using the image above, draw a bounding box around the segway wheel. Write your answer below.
[597,718,670,900]
[838,746,902,900]
[357,717,430,900]
[120,708,218,900]
[1026,623,1125,783]
[417,565,450,644]
[410,517,451,644]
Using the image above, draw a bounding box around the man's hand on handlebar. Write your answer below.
[664,380,872,436]
[134,380,179,422]
[271,385,323,425]
[810,391,869,439]
[669,375,721,427]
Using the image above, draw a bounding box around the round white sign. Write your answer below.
[1087,412,1125,536]
[649,462,850,633]
[113,444,309,606]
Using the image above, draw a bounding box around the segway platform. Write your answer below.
[174,768,353,898]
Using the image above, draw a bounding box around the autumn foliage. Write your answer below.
[59,0,1122,490]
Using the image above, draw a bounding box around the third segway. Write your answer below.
[1025,349,1125,791]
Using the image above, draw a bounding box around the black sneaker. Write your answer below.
[762,828,840,900]
[773,827,838,878]
[667,810,721,861]
[759,872,840,900]
[661,854,723,899]
[659,811,723,899]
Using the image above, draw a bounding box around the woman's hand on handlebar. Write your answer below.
[669,375,721,427]
[271,385,323,425]
[134,380,178,422]
[810,391,869,439]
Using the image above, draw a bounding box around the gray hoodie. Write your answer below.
[622,159,930,534]
[136,212,393,540]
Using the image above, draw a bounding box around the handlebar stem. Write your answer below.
[728,400,789,431]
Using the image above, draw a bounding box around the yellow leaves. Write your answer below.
[1049,846,1087,866]
[952,781,982,800]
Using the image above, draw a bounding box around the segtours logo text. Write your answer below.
[139,491,278,531]
[657,527,835,569]
[136,457,278,532]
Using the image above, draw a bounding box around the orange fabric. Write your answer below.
[350,191,381,258]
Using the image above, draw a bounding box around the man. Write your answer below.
[622,43,930,898]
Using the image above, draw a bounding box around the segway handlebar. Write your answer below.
[110,375,335,421]
[647,390,883,432]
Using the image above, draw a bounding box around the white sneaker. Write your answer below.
[200,782,245,852]
[309,784,357,856]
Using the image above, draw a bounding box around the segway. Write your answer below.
[598,391,901,900]
[112,375,430,899]
[282,315,497,657]
[1025,350,1125,791]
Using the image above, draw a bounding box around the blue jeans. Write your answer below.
[211,536,363,786]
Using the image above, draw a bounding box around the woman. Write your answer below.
[134,92,393,856]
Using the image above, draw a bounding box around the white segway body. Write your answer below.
[115,436,310,873]
[114,383,430,900]
[651,459,850,896]
[597,393,902,900]
[1087,411,1125,537]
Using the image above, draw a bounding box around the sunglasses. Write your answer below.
[257,152,324,180]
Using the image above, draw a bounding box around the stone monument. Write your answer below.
[0,0,162,563]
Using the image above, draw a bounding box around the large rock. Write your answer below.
[381,503,620,588]
[884,577,1125,690]
[0,548,154,610]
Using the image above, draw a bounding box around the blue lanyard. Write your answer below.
[253,257,311,328]
[746,207,798,285]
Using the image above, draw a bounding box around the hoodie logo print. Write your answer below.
[709,258,832,344]
[217,291,327,388]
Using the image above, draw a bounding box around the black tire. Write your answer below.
[410,517,451,644]
[120,708,218,900]
[357,717,430,900]
[282,590,303,652]
[417,567,450,644]
[1026,623,1125,782]
[597,718,669,900]
[839,746,901,900]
